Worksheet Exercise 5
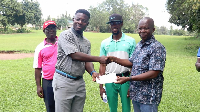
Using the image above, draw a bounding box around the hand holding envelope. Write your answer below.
[96,73,117,84]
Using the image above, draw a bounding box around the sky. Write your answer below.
[33,0,179,29]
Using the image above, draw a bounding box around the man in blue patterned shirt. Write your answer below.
[107,17,166,112]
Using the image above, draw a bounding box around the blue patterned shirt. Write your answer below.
[129,36,166,104]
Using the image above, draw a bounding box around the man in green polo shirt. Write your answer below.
[99,14,136,112]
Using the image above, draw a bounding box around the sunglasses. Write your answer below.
[109,21,122,25]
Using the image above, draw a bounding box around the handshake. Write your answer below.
[98,56,116,64]
[91,56,118,82]
[91,55,130,84]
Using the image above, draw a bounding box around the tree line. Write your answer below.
[166,0,199,37]
[0,0,199,36]
[0,0,42,31]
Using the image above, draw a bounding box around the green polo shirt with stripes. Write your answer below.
[100,33,136,74]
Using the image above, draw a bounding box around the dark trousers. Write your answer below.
[42,78,55,112]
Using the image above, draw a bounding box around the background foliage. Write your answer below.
[0,0,198,36]
[0,31,200,111]
[166,0,200,37]
[0,0,42,31]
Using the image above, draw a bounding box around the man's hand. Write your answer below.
[37,86,44,98]
[114,76,129,84]
[92,72,100,82]
[99,86,106,100]
[99,56,109,64]
[107,56,115,62]
[127,89,130,98]
[106,56,118,64]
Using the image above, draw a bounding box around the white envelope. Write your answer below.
[96,73,117,84]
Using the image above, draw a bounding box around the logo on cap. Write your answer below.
[43,21,57,30]
[107,14,123,24]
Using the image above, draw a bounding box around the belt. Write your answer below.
[116,71,130,77]
[56,69,82,80]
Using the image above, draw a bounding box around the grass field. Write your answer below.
[0,30,200,112]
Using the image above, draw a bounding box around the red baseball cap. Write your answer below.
[43,20,57,30]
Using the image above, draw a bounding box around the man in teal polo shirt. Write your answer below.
[99,14,136,112]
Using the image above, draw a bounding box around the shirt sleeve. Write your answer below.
[58,31,79,56]
[33,43,43,68]
[129,43,138,63]
[100,41,106,56]
[129,39,136,57]
[149,44,166,71]
[33,52,42,68]
[197,48,200,57]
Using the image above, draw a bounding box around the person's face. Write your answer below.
[44,24,56,38]
[109,21,123,35]
[73,13,89,34]
[138,20,155,42]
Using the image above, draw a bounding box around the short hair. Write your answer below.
[140,17,154,28]
[75,9,90,19]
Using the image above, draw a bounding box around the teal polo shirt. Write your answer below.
[100,33,136,74]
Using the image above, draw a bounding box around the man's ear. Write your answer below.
[87,22,89,26]
[152,28,155,32]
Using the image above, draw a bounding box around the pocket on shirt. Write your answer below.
[79,45,90,54]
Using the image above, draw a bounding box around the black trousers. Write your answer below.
[42,78,55,112]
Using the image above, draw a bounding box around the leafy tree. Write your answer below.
[159,26,168,35]
[0,0,42,31]
[101,0,136,33]
[46,15,51,21]
[19,0,42,28]
[0,0,22,31]
[173,29,186,36]
[55,12,71,30]
[88,0,147,33]
[166,0,200,37]
[88,5,109,32]
[169,26,174,35]
[129,3,147,33]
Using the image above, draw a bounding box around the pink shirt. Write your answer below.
[33,37,58,80]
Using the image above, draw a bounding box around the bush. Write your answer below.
[0,27,16,34]
[16,28,31,33]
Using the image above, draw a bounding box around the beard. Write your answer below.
[112,30,120,35]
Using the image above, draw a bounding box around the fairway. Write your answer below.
[0,30,200,112]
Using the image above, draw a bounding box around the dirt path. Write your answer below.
[0,53,34,60]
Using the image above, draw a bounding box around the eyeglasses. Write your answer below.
[109,22,122,25]
[45,27,56,31]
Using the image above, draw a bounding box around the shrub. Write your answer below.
[16,28,31,33]
[0,27,16,34]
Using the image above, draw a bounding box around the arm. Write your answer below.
[115,70,161,84]
[85,62,99,81]
[99,64,107,99]
[69,52,107,64]
[58,32,107,64]
[108,56,132,68]
[195,58,200,72]
[35,68,43,98]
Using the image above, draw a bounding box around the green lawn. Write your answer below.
[0,30,200,111]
